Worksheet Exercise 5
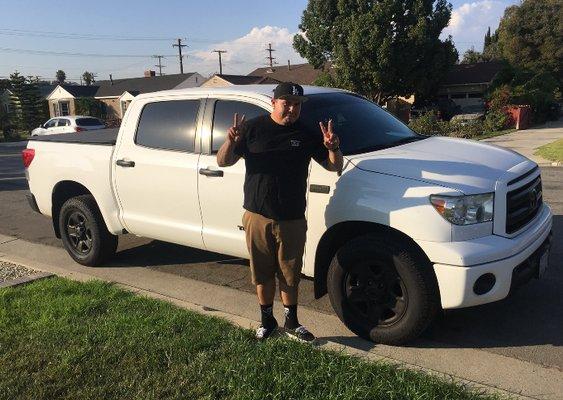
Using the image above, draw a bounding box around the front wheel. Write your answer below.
[59,195,118,266]
[327,233,440,345]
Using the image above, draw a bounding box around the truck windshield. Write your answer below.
[300,93,425,155]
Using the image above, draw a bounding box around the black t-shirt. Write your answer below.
[234,114,328,220]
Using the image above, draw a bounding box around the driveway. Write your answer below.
[482,118,563,165]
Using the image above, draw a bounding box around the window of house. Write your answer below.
[468,93,483,98]
[451,93,467,99]
[60,101,70,116]
[135,100,199,152]
[53,103,60,117]
[211,100,269,153]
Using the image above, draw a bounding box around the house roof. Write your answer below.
[443,61,504,86]
[59,84,100,98]
[95,73,197,97]
[211,74,280,85]
[248,63,329,85]
[38,85,56,99]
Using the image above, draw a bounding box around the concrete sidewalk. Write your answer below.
[1,233,562,400]
[482,118,563,166]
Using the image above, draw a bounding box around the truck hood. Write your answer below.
[347,136,530,194]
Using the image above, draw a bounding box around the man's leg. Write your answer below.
[275,218,315,342]
[242,211,279,340]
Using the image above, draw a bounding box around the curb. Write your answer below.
[0,271,54,289]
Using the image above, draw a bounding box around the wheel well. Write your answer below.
[51,181,92,238]
[313,221,431,299]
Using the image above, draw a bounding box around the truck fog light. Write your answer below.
[473,273,496,295]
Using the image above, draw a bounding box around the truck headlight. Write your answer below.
[430,193,494,225]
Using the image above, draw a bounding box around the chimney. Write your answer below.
[109,74,113,85]
[144,70,156,78]
[287,60,291,70]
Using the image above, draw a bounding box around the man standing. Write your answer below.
[217,82,343,342]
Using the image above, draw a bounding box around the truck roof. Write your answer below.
[135,84,347,101]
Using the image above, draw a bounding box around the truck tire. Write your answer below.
[59,195,118,266]
[327,233,440,345]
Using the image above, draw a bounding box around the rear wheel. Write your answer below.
[327,233,440,345]
[59,195,118,266]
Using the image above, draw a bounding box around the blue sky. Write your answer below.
[0,0,518,82]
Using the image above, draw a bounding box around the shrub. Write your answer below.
[408,110,443,135]
[447,120,485,139]
[483,110,508,132]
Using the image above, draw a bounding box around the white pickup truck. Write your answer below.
[23,85,553,344]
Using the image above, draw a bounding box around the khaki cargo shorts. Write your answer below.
[242,210,307,288]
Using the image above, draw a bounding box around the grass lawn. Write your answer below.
[534,139,563,162]
[0,278,500,400]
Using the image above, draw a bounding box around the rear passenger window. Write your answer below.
[57,119,70,126]
[211,100,269,152]
[136,100,199,152]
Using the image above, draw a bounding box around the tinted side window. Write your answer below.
[57,119,70,126]
[211,100,269,152]
[77,118,103,126]
[136,100,199,152]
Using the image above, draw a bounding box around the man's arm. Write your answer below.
[217,113,245,167]
[322,148,343,172]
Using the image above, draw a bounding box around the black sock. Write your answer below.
[283,304,299,329]
[260,304,276,328]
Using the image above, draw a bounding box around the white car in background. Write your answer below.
[31,116,105,136]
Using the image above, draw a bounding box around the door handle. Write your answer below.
[199,168,223,177]
[116,159,135,167]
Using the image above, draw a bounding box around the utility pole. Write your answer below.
[265,43,276,67]
[172,38,187,74]
[153,55,166,76]
[212,50,227,75]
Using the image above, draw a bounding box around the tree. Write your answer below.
[8,72,46,136]
[483,27,491,52]
[56,70,66,84]
[82,71,95,86]
[293,0,458,104]
[496,0,562,80]
[460,47,485,64]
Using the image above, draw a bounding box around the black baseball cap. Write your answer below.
[273,82,308,102]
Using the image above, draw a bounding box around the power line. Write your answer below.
[212,50,227,75]
[172,38,187,74]
[0,47,177,58]
[0,28,176,41]
[152,55,166,76]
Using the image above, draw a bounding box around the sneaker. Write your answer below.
[285,325,316,343]
[255,320,278,341]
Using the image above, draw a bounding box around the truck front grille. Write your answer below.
[506,175,542,234]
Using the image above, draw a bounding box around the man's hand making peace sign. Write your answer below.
[227,113,246,144]
[319,119,340,151]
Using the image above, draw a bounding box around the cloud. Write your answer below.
[188,26,306,76]
[441,1,508,53]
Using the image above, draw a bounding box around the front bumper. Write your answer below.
[422,204,553,309]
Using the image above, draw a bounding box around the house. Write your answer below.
[438,61,504,109]
[200,74,279,88]
[46,85,99,117]
[249,62,331,85]
[94,71,205,119]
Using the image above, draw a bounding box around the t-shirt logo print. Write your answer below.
[290,140,301,147]
[292,86,299,95]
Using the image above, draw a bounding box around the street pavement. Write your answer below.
[1,136,562,399]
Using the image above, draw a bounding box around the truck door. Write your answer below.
[197,98,269,257]
[113,98,204,248]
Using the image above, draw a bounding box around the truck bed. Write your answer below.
[29,128,118,145]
